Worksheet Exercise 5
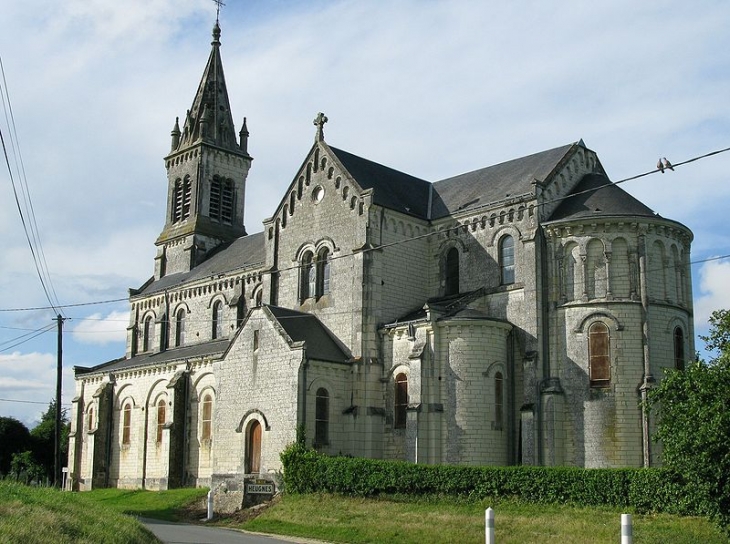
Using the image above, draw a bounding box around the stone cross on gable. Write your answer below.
[314,112,328,142]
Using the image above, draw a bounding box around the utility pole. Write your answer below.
[55,314,64,488]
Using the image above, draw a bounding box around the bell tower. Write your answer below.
[154,22,252,279]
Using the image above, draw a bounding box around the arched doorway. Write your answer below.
[247,420,262,474]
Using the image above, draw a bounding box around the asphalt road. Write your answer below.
[140,518,317,544]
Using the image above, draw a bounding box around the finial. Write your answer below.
[313,112,328,142]
[239,117,249,154]
[171,117,181,151]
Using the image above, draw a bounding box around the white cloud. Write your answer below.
[694,259,730,333]
[71,311,130,345]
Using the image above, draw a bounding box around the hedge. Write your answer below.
[280,443,712,517]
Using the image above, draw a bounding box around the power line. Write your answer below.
[0,54,64,316]
[0,323,56,352]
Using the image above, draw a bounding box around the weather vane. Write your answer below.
[212,0,226,22]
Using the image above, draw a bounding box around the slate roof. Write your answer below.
[330,147,432,219]
[547,173,656,222]
[75,338,231,375]
[267,305,351,363]
[430,144,575,218]
[137,232,265,296]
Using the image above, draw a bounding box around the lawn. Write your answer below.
[0,481,158,544]
[239,493,727,544]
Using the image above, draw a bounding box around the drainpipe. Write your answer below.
[300,353,309,443]
[638,235,652,467]
[180,365,191,487]
[104,381,114,488]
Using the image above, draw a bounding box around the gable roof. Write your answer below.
[266,305,351,363]
[546,173,656,222]
[330,147,432,219]
[136,232,265,296]
[430,144,576,219]
[329,143,584,221]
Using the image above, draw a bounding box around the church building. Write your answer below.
[68,23,694,504]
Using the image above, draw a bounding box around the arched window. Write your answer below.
[247,421,262,474]
[588,322,610,386]
[201,394,213,441]
[212,301,223,340]
[156,400,166,444]
[315,388,329,446]
[494,372,504,431]
[87,407,94,432]
[300,252,314,302]
[254,289,263,308]
[122,404,131,445]
[142,315,153,352]
[210,177,234,224]
[175,308,186,347]
[236,298,246,328]
[394,373,408,429]
[317,248,331,297]
[500,235,515,285]
[172,177,192,223]
[445,247,459,295]
[674,326,685,370]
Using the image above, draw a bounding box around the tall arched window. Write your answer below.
[445,247,459,295]
[588,322,610,386]
[156,400,166,444]
[172,177,192,223]
[122,404,131,445]
[210,177,234,224]
[254,289,263,308]
[317,248,331,297]
[500,235,515,285]
[394,373,408,429]
[142,315,153,352]
[300,252,314,302]
[175,308,186,347]
[247,421,262,474]
[236,298,246,328]
[212,301,223,340]
[201,394,213,441]
[494,372,504,431]
[674,326,685,370]
[315,388,329,446]
[87,407,94,432]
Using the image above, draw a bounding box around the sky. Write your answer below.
[1,0,729,427]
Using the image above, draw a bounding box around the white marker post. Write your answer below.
[485,507,495,544]
[207,489,214,521]
[621,513,632,544]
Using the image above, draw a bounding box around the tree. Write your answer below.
[30,400,70,482]
[0,417,32,475]
[649,309,730,531]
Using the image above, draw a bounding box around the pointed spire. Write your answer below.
[170,117,181,151]
[176,22,239,151]
[239,117,249,155]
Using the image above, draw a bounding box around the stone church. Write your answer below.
[68,23,694,499]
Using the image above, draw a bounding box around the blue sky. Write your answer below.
[1,0,729,426]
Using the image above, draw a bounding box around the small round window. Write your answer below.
[312,185,325,203]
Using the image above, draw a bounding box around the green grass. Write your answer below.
[0,481,158,544]
[240,493,727,544]
[79,486,209,521]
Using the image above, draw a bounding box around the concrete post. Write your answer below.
[207,490,214,521]
[485,507,495,544]
[621,513,632,544]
